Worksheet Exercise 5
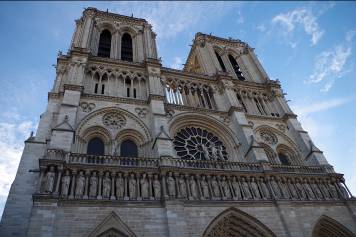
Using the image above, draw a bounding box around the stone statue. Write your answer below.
[211,176,220,198]
[287,178,299,200]
[167,172,176,197]
[218,145,225,160]
[310,179,323,200]
[178,175,187,198]
[61,170,71,197]
[75,171,85,199]
[200,176,210,199]
[232,177,242,200]
[153,174,161,199]
[115,173,124,199]
[303,178,315,200]
[318,179,331,200]
[102,172,111,199]
[258,177,270,199]
[250,177,261,199]
[129,173,136,199]
[327,179,339,199]
[211,145,218,160]
[189,176,198,199]
[241,177,252,200]
[279,177,290,199]
[221,176,231,199]
[295,179,307,200]
[270,176,282,199]
[44,166,56,194]
[201,143,210,160]
[89,171,98,198]
[140,173,149,199]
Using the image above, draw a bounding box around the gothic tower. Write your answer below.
[1,8,355,237]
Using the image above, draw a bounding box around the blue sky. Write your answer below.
[0,2,355,217]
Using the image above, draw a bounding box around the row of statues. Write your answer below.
[40,166,350,201]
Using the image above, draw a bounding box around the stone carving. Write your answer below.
[102,112,126,129]
[189,176,199,199]
[167,172,176,197]
[241,177,252,200]
[75,171,85,199]
[153,174,161,199]
[221,176,231,199]
[310,179,323,200]
[258,177,270,199]
[135,108,148,118]
[173,127,228,161]
[276,124,286,132]
[295,178,307,199]
[303,178,315,200]
[140,173,149,199]
[317,179,330,200]
[61,170,71,197]
[259,130,277,145]
[80,102,95,112]
[178,175,187,198]
[89,171,98,198]
[287,178,299,200]
[211,176,221,198]
[129,173,136,199]
[270,176,282,199]
[328,179,339,199]
[102,172,111,199]
[232,177,242,200]
[200,176,210,199]
[43,166,56,194]
[115,173,124,199]
[250,177,261,199]
[279,177,290,199]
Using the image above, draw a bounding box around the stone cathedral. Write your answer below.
[1,7,356,237]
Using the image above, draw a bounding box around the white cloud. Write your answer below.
[110,2,238,40]
[308,45,352,92]
[0,114,37,218]
[257,24,266,33]
[170,57,184,70]
[291,97,351,116]
[272,8,324,46]
[346,29,356,42]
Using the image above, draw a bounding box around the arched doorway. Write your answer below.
[87,137,105,156]
[203,208,276,237]
[312,215,354,237]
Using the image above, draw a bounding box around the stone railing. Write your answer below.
[41,151,335,175]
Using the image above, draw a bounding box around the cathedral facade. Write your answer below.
[1,8,355,237]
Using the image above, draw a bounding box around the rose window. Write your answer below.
[102,112,126,129]
[173,127,228,160]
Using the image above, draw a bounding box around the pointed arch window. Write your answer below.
[228,54,245,80]
[278,152,290,165]
[215,51,226,72]
[87,137,105,156]
[120,140,138,157]
[98,30,112,58]
[121,33,133,62]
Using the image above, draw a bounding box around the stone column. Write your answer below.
[53,168,62,196]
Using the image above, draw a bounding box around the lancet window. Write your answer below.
[87,137,105,156]
[97,30,111,58]
[163,79,216,110]
[120,139,138,157]
[121,33,133,62]
[228,54,245,80]
[215,51,226,72]
[173,127,228,160]
[93,73,107,95]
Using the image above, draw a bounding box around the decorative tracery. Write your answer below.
[173,127,228,160]
[102,112,126,129]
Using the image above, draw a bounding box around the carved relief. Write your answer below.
[80,102,96,112]
[43,166,56,194]
[259,130,278,145]
[102,112,126,129]
[135,107,148,118]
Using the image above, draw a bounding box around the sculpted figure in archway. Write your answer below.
[189,176,199,199]
[153,174,161,199]
[200,175,210,199]
[102,172,111,199]
[75,171,85,199]
[211,176,220,198]
[232,176,242,200]
[140,173,149,199]
[116,173,124,199]
[167,172,176,197]
[129,173,136,199]
[89,171,98,198]
[44,166,56,194]
[221,176,231,199]
[178,174,187,198]
[61,170,71,197]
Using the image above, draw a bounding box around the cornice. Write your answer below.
[81,93,147,105]
[164,103,228,116]
[63,84,84,92]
